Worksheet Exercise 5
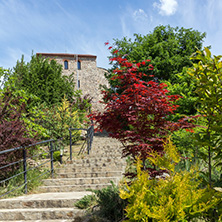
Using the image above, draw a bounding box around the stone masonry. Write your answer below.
[36,53,109,112]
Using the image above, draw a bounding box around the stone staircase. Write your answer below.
[0,134,126,221]
[0,192,90,222]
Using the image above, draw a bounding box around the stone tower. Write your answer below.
[36,53,109,111]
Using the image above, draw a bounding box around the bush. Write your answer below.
[75,182,127,222]
[92,182,127,221]
[0,90,35,180]
[119,139,222,222]
[74,194,97,210]
[53,151,61,162]
[38,96,82,142]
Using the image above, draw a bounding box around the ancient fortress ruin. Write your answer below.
[36,53,109,111]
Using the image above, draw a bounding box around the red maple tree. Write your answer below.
[92,46,193,176]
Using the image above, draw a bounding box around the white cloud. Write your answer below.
[120,16,131,37]
[153,0,178,16]
[133,9,148,22]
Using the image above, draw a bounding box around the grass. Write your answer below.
[0,165,50,199]
[74,194,97,210]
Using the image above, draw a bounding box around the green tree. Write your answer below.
[106,25,205,116]
[0,67,9,89]
[188,48,222,187]
[107,25,206,83]
[6,54,75,105]
[163,67,198,116]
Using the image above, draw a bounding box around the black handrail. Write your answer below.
[0,139,54,155]
[69,124,94,161]
[0,139,55,199]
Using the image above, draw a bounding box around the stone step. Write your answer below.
[67,160,125,166]
[91,146,122,151]
[0,207,83,221]
[0,135,126,221]
[72,156,124,163]
[2,220,73,222]
[92,143,121,146]
[56,171,123,178]
[61,163,125,170]
[85,154,123,159]
[89,153,122,157]
[42,177,119,186]
[92,146,120,149]
[69,156,123,163]
[56,166,125,174]
[84,144,121,148]
[92,147,121,150]
[39,183,114,193]
[0,192,91,209]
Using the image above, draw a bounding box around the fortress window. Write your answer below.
[77,61,81,70]
[64,60,68,70]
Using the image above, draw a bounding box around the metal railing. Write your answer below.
[0,139,55,199]
[69,124,94,161]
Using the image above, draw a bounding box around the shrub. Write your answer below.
[74,194,97,210]
[75,182,127,222]
[8,88,48,140]
[119,139,222,222]
[0,90,35,180]
[92,182,127,221]
[38,96,82,142]
[53,151,61,162]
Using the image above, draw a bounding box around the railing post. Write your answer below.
[90,124,94,151]
[87,124,94,155]
[86,128,90,155]
[89,120,94,153]
[23,148,27,194]
[69,129,72,161]
[50,141,54,178]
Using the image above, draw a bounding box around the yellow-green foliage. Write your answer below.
[55,96,82,140]
[41,96,82,142]
[120,139,222,222]
[147,138,180,173]
[56,96,81,128]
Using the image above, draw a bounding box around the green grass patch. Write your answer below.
[0,166,50,199]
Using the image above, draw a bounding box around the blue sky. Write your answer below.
[0,0,222,70]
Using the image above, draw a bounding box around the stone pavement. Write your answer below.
[0,133,126,221]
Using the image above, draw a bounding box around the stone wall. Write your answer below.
[36,53,109,112]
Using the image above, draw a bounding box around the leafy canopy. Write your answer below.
[6,54,75,105]
[188,48,222,186]
[107,25,206,85]
[105,25,205,117]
